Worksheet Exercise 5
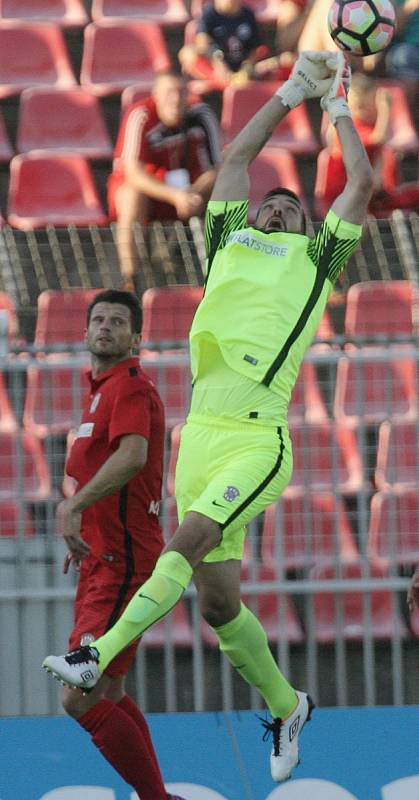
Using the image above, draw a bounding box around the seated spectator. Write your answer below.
[108,71,221,286]
[385,0,419,128]
[179,0,271,90]
[323,72,419,216]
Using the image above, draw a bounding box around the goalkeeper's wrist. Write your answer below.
[324,97,352,126]
[276,80,306,110]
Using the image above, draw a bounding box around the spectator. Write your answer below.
[322,72,419,215]
[179,0,268,90]
[108,72,221,287]
[385,0,419,128]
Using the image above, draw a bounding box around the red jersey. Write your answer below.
[111,97,221,183]
[66,357,165,575]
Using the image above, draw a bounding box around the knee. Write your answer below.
[201,595,240,629]
[62,687,90,719]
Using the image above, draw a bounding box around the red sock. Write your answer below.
[77,699,167,800]
[116,695,164,779]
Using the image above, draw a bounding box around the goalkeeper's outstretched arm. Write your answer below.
[211,51,339,202]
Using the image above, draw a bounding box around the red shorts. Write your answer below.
[69,553,152,678]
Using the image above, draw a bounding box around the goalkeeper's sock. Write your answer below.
[92,551,192,671]
[213,602,298,718]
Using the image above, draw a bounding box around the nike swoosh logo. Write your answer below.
[138,593,159,605]
[212,500,227,508]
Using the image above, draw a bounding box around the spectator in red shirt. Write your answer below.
[53,289,184,800]
[108,72,221,287]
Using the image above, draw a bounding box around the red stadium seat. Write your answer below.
[0,430,51,501]
[310,560,408,642]
[33,289,100,347]
[0,501,35,537]
[0,372,16,433]
[374,420,419,491]
[92,0,189,26]
[141,599,192,647]
[0,109,13,162]
[0,22,76,98]
[17,88,113,159]
[262,493,359,572]
[343,281,418,340]
[221,83,318,155]
[191,0,279,23]
[333,345,417,427]
[141,286,203,348]
[0,292,20,342]
[7,153,108,229]
[289,361,328,424]
[248,147,306,222]
[23,356,89,438]
[80,22,172,96]
[367,489,419,567]
[0,0,88,27]
[287,421,365,496]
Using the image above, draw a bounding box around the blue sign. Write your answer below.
[0,708,418,800]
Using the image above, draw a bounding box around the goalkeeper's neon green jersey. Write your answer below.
[189,199,362,419]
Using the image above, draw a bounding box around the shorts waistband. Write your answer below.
[186,413,287,433]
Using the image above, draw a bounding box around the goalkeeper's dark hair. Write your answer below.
[87,290,142,333]
[258,187,307,234]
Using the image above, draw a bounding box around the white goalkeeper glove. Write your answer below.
[276,51,339,110]
[320,51,352,125]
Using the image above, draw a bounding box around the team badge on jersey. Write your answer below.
[89,393,101,413]
[223,486,240,502]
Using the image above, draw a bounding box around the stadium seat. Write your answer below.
[17,88,113,159]
[0,0,88,27]
[221,83,318,155]
[0,22,76,98]
[0,292,20,343]
[314,147,346,219]
[262,493,359,572]
[142,353,191,430]
[23,356,89,438]
[367,489,419,567]
[320,83,419,155]
[7,153,108,229]
[191,0,279,23]
[374,420,419,491]
[80,22,172,96]
[343,280,418,341]
[289,361,328,424]
[0,501,35,537]
[0,373,16,433]
[92,0,189,26]
[141,599,192,647]
[33,289,100,347]
[333,345,417,427]
[287,420,365,496]
[141,286,203,348]
[248,147,306,222]
[0,430,51,501]
[0,110,13,162]
[310,559,408,642]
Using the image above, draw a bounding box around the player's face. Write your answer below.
[86,303,139,359]
[215,0,242,13]
[255,195,305,234]
[153,76,188,127]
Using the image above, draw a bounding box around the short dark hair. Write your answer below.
[257,187,307,234]
[87,290,142,333]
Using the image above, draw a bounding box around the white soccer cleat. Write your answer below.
[42,645,102,691]
[261,690,315,782]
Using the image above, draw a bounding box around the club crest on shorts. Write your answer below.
[223,486,240,502]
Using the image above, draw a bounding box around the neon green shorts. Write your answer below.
[174,414,293,563]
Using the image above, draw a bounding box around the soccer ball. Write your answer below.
[328,0,396,56]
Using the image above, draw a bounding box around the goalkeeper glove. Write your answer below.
[320,51,352,125]
[276,51,339,109]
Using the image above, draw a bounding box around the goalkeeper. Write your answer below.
[43,52,374,783]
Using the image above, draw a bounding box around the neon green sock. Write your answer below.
[213,602,297,718]
[92,551,192,671]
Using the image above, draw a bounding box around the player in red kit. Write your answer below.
[50,289,184,800]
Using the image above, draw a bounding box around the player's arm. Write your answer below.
[321,54,374,224]
[58,434,148,565]
[211,51,339,201]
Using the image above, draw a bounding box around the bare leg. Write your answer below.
[114,183,148,285]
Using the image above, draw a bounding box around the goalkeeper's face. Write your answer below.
[255,194,306,235]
